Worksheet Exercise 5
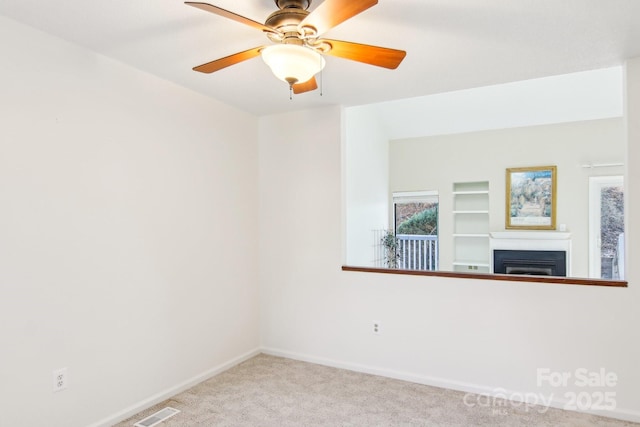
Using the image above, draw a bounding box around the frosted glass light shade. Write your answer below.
[261,44,325,85]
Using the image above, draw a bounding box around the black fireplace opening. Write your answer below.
[493,250,567,277]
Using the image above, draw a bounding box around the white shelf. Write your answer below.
[452,261,491,267]
[452,190,490,195]
[453,210,489,215]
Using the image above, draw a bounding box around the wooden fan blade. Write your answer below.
[300,0,377,36]
[193,46,264,73]
[292,77,318,94]
[185,2,275,33]
[321,39,406,69]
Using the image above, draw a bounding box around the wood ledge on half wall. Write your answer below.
[341,266,628,287]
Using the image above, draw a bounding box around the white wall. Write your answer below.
[389,118,625,275]
[0,16,260,427]
[623,57,640,416]
[260,69,640,422]
[344,108,390,266]
[373,66,623,140]
[258,106,344,349]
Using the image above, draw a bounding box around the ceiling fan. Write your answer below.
[185,0,407,94]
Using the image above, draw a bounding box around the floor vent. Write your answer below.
[134,407,180,427]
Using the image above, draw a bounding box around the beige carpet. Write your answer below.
[114,354,637,427]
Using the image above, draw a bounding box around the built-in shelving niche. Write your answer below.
[452,181,490,273]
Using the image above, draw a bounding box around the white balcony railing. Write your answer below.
[373,230,438,271]
[397,234,438,271]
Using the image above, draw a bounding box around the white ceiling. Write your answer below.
[2,0,640,116]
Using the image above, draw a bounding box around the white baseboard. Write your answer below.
[88,347,261,427]
[261,347,640,424]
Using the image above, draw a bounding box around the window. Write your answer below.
[392,191,439,270]
[589,176,624,279]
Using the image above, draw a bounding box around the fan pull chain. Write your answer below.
[289,84,293,100]
[320,56,323,96]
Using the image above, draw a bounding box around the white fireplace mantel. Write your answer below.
[490,231,571,241]
[489,231,572,275]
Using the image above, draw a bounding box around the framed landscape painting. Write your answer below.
[506,165,557,230]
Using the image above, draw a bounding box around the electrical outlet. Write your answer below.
[53,368,68,392]
[372,320,381,335]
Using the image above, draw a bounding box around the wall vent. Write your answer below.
[134,407,180,427]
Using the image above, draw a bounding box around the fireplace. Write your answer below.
[489,231,571,276]
[493,250,567,276]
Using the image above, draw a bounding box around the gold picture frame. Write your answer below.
[506,165,557,230]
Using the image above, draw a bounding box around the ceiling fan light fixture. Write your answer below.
[261,44,325,86]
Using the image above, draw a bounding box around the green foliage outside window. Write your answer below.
[397,205,438,235]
